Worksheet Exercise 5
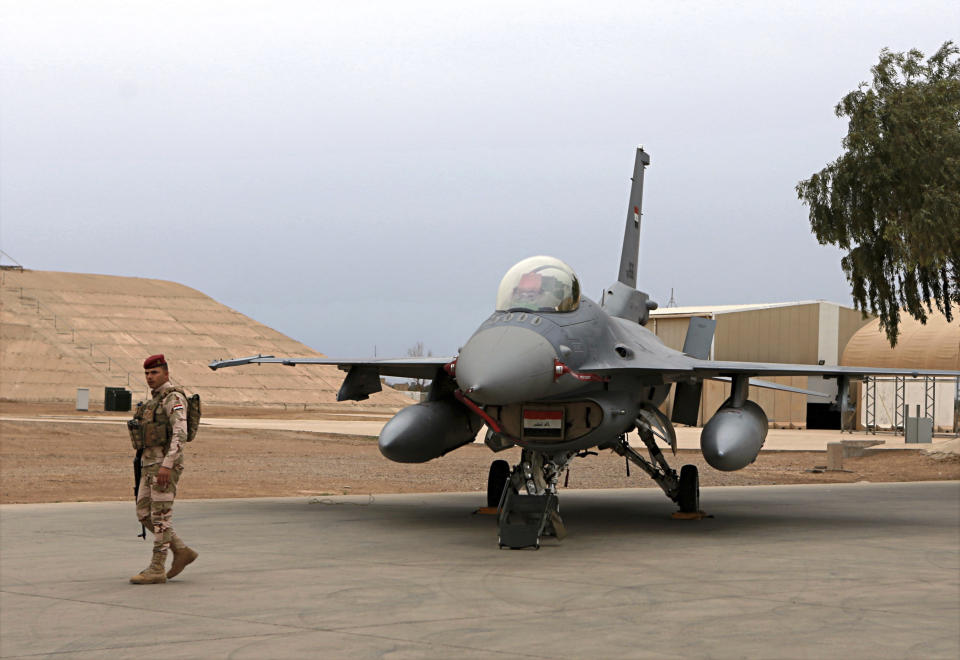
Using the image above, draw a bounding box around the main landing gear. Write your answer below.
[677,464,700,514]
[609,422,700,515]
[485,411,702,548]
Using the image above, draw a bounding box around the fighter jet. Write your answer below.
[210,148,960,548]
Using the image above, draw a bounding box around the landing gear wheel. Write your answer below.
[487,459,511,508]
[677,464,699,513]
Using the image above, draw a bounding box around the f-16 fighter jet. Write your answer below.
[211,148,960,548]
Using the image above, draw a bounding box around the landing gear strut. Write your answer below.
[609,415,700,514]
[485,409,703,546]
[495,449,571,549]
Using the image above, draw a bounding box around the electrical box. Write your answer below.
[104,387,132,412]
[76,388,89,411]
[905,416,933,443]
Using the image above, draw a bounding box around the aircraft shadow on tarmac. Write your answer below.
[222,484,956,548]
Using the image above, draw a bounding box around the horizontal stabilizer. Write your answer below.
[681,317,716,360]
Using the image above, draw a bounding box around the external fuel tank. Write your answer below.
[700,399,768,471]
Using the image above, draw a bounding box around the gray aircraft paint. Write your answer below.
[210,147,960,546]
[617,148,650,288]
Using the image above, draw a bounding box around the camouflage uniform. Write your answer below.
[135,381,187,555]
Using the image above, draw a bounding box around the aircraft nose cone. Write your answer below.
[456,325,558,405]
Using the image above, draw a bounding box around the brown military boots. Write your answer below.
[167,533,198,579]
[129,536,198,584]
[129,550,168,584]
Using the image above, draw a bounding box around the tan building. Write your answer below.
[650,301,873,428]
[841,310,960,433]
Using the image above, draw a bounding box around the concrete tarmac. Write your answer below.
[2,482,958,659]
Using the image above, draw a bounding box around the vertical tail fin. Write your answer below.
[604,147,657,325]
[617,147,651,288]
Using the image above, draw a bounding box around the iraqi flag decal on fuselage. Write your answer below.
[522,408,565,440]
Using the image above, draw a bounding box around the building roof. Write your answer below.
[650,300,846,318]
[841,309,960,371]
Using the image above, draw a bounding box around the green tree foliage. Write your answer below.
[797,41,960,346]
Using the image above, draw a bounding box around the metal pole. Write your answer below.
[864,376,876,435]
[895,377,905,436]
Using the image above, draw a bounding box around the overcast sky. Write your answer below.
[1,1,956,358]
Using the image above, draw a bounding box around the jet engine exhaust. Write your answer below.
[700,399,768,471]
[378,399,483,463]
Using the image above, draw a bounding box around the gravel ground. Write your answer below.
[2,412,957,504]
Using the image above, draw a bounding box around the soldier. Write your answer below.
[128,354,198,584]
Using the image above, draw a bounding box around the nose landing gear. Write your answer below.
[483,414,704,546]
[490,449,571,549]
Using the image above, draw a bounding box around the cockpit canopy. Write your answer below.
[495,256,581,313]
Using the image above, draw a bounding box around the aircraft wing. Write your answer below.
[708,376,830,398]
[208,354,454,379]
[585,357,960,382]
[584,358,958,426]
[690,360,960,380]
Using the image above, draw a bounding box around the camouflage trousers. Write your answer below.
[136,463,183,554]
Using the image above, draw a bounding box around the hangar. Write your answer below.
[651,301,959,434]
[842,309,960,433]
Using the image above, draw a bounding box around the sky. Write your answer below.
[1,1,956,359]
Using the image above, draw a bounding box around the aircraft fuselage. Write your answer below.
[455,297,674,455]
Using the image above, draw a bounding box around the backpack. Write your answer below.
[166,386,202,442]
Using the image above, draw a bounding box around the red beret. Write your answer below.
[143,354,167,369]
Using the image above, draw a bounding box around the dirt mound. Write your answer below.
[924,437,960,460]
[0,268,409,409]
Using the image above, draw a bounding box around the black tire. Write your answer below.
[487,460,511,508]
[677,464,699,513]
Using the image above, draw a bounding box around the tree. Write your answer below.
[797,41,960,346]
[407,341,432,393]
